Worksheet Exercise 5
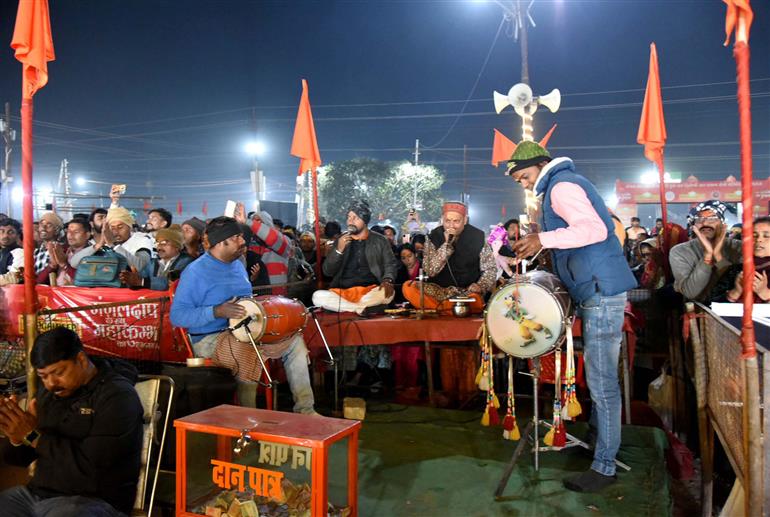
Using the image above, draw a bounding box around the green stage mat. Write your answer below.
[353,405,671,517]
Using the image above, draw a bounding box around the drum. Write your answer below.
[484,270,573,358]
[229,296,308,344]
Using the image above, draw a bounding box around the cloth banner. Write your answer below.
[1,285,187,363]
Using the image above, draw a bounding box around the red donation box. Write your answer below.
[174,405,361,517]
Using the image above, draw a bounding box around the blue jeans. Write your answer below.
[0,486,124,517]
[578,292,626,477]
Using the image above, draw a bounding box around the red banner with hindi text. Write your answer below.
[1,285,187,363]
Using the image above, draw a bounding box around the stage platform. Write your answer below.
[151,405,670,516]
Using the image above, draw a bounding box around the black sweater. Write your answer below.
[6,357,143,514]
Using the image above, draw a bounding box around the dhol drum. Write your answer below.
[484,270,573,358]
[229,296,308,344]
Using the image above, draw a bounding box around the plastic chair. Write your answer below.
[133,375,175,516]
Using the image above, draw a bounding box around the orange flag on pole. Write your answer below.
[723,0,753,46]
[491,129,517,167]
[637,43,667,174]
[291,79,322,175]
[11,0,55,100]
[539,124,558,149]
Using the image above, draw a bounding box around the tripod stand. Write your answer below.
[493,356,631,499]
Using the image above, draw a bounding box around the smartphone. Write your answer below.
[224,200,237,218]
[111,184,126,196]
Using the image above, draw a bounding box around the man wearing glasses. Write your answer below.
[669,200,742,302]
[508,141,636,493]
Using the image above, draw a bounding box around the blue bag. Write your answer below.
[74,249,128,288]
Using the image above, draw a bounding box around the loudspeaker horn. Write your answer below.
[537,88,561,113]
[509,83,533,109]
[493,91,511,114]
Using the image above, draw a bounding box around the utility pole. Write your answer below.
[412,139,420,209]
[1,102,16,217]
[462,144,469,204]
[57,159,72,220]
[516,0,530,86]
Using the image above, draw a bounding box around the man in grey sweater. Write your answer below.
[670,200,742,302]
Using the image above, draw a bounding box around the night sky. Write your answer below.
[0,0,768,228]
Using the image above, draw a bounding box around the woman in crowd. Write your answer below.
[712,216,770,303]
[633,238,666,290]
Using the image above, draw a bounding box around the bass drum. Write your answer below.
[485,270,573,358]
[229,296,308,344]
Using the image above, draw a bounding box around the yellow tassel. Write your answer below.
[568,398,582,418]
[543,427,555,446]
[475,365,484,386]
[481,407,490,426]
[491,392,501,408]
[510,423,521,441]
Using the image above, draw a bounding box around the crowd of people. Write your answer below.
[1,141,767,507]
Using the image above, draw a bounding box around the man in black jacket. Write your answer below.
[0,327,143,516]
[312,200,397,315]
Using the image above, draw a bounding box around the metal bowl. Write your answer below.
[448,297,474,318]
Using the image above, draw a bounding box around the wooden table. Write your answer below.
[174,405,361,517]
[303,313,484,405]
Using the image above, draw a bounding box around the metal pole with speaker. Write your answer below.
[493,83,561,144]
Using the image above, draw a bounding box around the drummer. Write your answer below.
[170,216,316,415]
[508,141,636,493]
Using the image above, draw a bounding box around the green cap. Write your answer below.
[506,141,551,175]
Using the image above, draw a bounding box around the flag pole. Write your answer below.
[733,22,761,517]
[311,168,323,287]
[656,156,668,228]
[20,97,38,397]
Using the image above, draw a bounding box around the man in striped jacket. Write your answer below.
[247,210,292,295]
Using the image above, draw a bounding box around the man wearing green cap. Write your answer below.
[509,140,637,493]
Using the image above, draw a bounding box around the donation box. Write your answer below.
[174,405,361,517]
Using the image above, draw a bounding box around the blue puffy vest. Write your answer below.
[536,159,637,303]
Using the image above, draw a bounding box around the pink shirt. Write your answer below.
[537,182,608,250]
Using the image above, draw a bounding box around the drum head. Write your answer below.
[229,298,266,343]
[485,281,566,358]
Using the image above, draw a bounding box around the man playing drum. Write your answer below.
[509,141,636,492]
[170,216,316,415]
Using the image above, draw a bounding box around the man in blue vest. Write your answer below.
[510,141,637,492]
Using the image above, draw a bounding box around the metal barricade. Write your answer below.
[687,302,766,516]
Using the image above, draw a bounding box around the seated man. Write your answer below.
[402,201,495,405]
[181,217,206,259]
[52,217,92,286]
[170,217,315,414]
[670,200,742,302]
[33,212,65,285]
[120,225,194,290]
[71,206,154,273]
[402,201,496,313]
[312,200,397,314]
[0,327,143,516]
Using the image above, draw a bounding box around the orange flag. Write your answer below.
[11,0,55,100]
[539,124,558,149]
[723,0,753,46]
[637,43,667,173]
[290,79,322,175]
[491,129,517,166]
